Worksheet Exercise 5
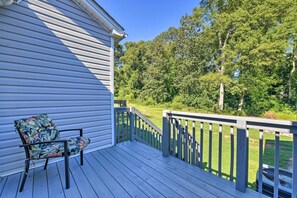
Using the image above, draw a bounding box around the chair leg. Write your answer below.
[65,154,70,189]
[44,158,49,170]
[80,151,83,166]
[19,159,30,192]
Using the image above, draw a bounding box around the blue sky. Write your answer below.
[97,0,199,43]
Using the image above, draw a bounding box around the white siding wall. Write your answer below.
[0,0,113,176]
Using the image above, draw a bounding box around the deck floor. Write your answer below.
[0,141,265,198]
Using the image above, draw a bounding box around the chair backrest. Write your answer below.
[14,114,60,147]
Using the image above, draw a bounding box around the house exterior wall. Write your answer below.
[0,0,114,176]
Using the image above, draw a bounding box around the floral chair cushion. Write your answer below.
[14,114,90,160]
[36,137,90,159]
[14,114,60,144]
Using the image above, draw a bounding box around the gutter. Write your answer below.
[73,0,126,41]
[112,30,128,41]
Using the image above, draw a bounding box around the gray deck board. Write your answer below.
[122,142,234,197]
[128,141,265,198]
[116,145,207,197]
[84,153,130,198]
[0,177,8,196]
[56,160,81,198]
[93,151,148,198]
[47,163,64,198]
[33,166,48,198]
[111,147,187,197]
[118,143,219,198]
[16,169,34,198]
[125,143,231,197]
[1,173,20,198]
[100,149,165,198]
[68,158,98,198]
[1,141,266,198]
[106,147,179,197]
[74,157,113,198]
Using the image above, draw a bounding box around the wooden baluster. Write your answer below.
[258,130,263,194]
[218,124,222,177]
[116,111,120,144]
[159,133,162,150]
[145,123,148,144]
[155,130,158,149]
[121,112,124,142]
[150,127,153,146]
[274,132,280,198]
[192,121,196,165]
[134,115,137,140]
[149,126,151,146]
[178,119,182,160]
[153,130,156,148]
[209,123,212,173]
[188,136,191,163]
[185,120,189,162]
[173,120,176,157]
[230,126,234,182]
[200,122,204,169]
[138,116,141,140]
[142,119,144,143]
[126,112,129,141]
[153,130,157,148]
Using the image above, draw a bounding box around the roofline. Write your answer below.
[1,0,127,40]
[73,0,126,40]
[90,0,125,31]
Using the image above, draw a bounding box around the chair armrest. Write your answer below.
[19,140,69,157]
[59,129,83,136]
[20,140,68,148]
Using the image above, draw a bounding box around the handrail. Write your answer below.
[169,111,297,133]
[170,117,199,165]
[133,107,162,134]
[114,107,162,150]
[114,100,127,107]
[162,110,297,197]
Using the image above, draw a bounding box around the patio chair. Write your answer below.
[14,114,90,192]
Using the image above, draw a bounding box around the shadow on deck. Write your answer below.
[0,141,266,198]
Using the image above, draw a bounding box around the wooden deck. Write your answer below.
[0,141,266,198]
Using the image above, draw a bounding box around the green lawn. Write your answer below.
[125,101,294,190]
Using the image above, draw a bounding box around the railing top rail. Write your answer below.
[115,107,130,113]
[114,100,127,107]
[166,110,297,133]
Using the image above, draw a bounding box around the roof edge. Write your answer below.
[72,0,126,40]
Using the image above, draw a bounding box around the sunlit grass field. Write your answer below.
[123,101,294,189]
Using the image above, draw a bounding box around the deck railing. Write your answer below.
[114,100,127,107]
[162,110,297,197]
[114,107,162,150]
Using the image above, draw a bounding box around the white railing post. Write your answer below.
[236,119,248,192]
[162,110,170,157]
[130,107,135,141]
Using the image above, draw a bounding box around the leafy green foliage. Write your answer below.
[115,0,297,116]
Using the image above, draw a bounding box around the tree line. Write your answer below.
[114,0,297,116]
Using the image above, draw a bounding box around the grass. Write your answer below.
[123,101,294,190]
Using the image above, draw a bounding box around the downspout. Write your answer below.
[0,0,13,6]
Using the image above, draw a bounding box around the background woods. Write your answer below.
[114,0,297,117]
